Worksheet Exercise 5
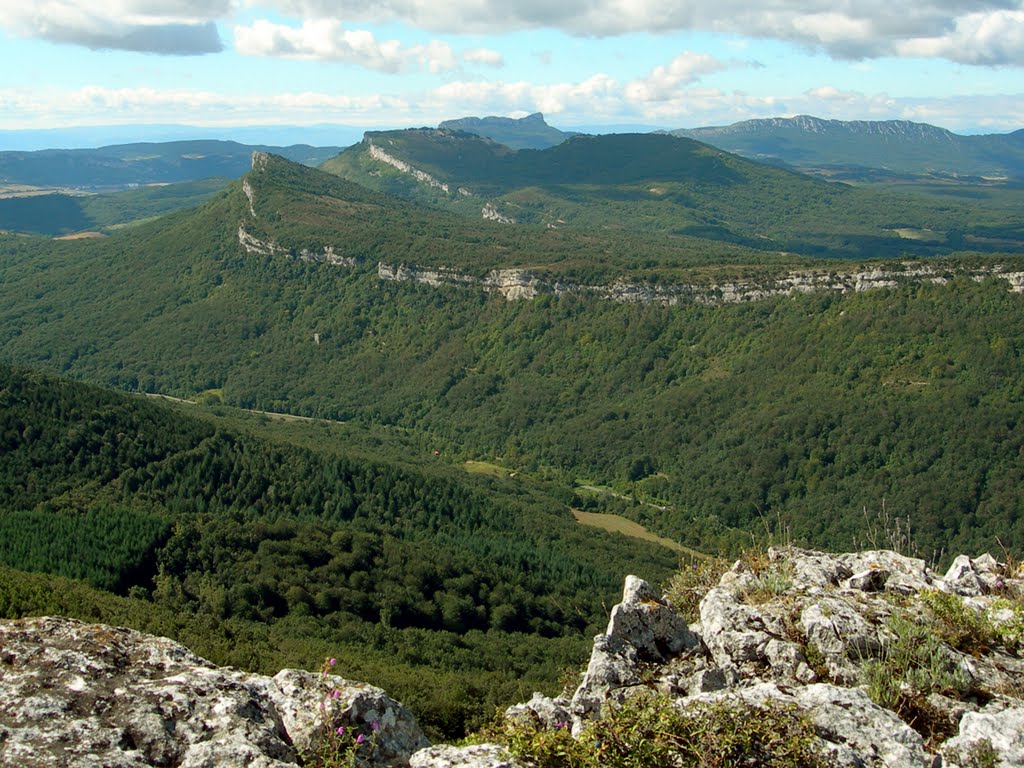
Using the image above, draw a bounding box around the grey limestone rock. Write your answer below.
[687,682,934,768]
[570,575,699,723]
[409,744,528,768]
[0,617,425,768]
[504,691,571,729]
[942,701,1024,768]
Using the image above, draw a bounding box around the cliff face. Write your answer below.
[375,260,1024,306]
[3,548,1022,768]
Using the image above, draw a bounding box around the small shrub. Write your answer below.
[489,691,836,768]
[988,598,1024,653]
[947,738,1000,768]
[803,641,831,682]
[663,557,729,622]
[860,614,969,743]
[740,568,796,605]
[920,590,995,656]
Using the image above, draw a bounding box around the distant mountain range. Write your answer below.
[669,115,1024,181]
[0,124,366,152]
[0,139,346,236]
[0,140,344,190]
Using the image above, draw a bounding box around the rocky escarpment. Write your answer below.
[377,260,1024,306]
[4,548,1022,767]
[366,142,455,195]
[0,617,427,767]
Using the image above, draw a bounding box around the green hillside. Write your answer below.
[0,364,677,736]
[1,154,1023,564]
[322,130,1024,258]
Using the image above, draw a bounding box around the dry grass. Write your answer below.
[570,509,704,558]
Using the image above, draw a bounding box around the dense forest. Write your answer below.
[1,158,1022,558]
[0,365,676,736]
[3,146,1024,737]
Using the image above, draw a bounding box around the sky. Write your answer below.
[2,1,1024,136]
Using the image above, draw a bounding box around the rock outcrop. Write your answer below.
[504,547,1024,768]
[374,260,1024,306]
[3,548,1022,767]
[0,617,427,767]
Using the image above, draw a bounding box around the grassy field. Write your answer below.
[464,460,516,478]
[571,509,707,559]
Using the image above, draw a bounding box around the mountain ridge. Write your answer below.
[669,115,1024,179]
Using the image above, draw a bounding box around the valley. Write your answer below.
[2,119,1024,742]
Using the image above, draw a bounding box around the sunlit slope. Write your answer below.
[323,130,1024,257]
[0,154,1022,560]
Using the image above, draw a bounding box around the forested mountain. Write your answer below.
[321,129,1024,258]
[437,113,575,149]
[1,153,1023,566]
[0,364,675,736]
[669,115,1024,181]
[0,139,343,189]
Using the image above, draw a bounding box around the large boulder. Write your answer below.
[570,575,699,723]
[0,617,426,768]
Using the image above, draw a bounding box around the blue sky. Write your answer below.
[2,1,1023,135]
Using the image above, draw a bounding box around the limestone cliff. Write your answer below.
[375,260,1024,306]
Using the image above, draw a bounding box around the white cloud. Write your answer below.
[624,51,734,102]
[462,47,504,67]
[268,0,1024,66]
[896,10,1024,65]
[4,0,1024,67]
[428,74,622,118]
[0,83,411,128]
[234,19,458,72]
[3,70,1024,135]
[0,0,226,53]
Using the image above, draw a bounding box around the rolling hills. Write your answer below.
[321,129,1024,258]
[0,139,344,189]
[1,152,1023,564]
[0,138,348,236]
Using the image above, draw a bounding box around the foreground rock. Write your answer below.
[0,617,428,767]
[507,547,1024,768]
[3,548,1022,767]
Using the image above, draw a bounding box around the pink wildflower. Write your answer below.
[356,734,365,745]
[328,658,336,667]
[336,726,345,737]
[371,720,379,732]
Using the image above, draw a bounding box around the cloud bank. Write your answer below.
[0,0,225,54]
[272,0,1024,65]
[2,0,1024,67]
